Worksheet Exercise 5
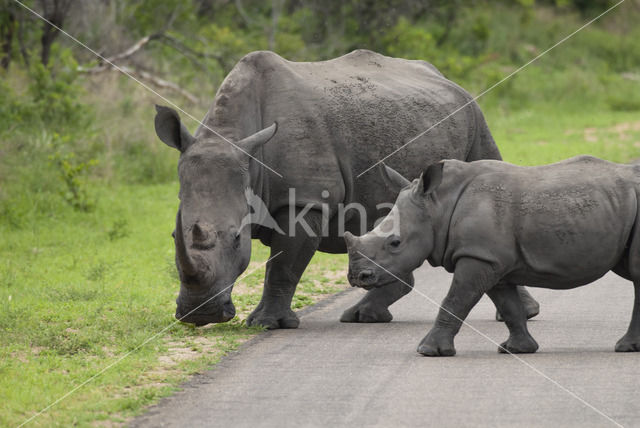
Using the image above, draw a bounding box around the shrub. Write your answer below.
[49,148,98,212]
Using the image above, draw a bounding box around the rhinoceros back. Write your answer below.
[200,50,497,214]
[440,156,640,286]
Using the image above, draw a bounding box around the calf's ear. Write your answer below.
[417,161,444,196]
[154,105,195,152]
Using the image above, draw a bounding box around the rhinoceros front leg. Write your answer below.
[340,275,414,323]
[417,258,498,356]
[615,281,640,352]
[486,283,539,354]
[246,208,322,330]
[495,286,540,321]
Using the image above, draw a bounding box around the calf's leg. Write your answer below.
[340,274,414,323]
[487,283,538,354]
[418,258,498,356]
[615,280,640,352]
[495,286,540,321]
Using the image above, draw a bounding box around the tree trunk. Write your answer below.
[39,0,71,66]
[17,13,29,66]
[0,6,15,70]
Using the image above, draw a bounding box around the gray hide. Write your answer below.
[346,155,640,355]
[154,49,528,328]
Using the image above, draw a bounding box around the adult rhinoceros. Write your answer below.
[153,49,539,328]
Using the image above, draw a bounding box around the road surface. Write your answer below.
[132,263,640,427]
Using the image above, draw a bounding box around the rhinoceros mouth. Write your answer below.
[175,309,235,326]
[175,296,236,326]
[355,277,398,290]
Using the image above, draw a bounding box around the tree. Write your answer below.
[39,0,72,66]
[0,1,16,69]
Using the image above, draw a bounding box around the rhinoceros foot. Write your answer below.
[615,334,640,352]
[498,334,539,354]
[496,288,540,321]
[246,306,300,330]
[417,330,456,357]
[340,302,393,323]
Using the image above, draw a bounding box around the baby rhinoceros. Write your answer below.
[344,155,640,356]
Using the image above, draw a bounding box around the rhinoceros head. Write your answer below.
[344,162,444,289]
[154,105,277,326]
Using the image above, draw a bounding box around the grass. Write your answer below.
[0,182,347,427]
[2,100,638,426]
[475,66,640,165]
[487,107,640,165]
[2,5,640,425]
[3,72,640,427]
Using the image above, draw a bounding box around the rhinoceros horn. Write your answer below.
[381,163,410,191]
[175,211,197,277]
[236,122,278,155]
[343,231,359,251]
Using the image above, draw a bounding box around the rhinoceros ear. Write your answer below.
[154,105,195,152]
[417,161,444,196]
[381,163,410,192]
[237,122,278,155]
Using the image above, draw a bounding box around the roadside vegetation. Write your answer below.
[1,0,639,426]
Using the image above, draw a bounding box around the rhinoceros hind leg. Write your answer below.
[615,280,640,352]
[340,302,393,323]
[340,275,413,323]
[496,286,540,321]
[499,336,539,354]
[488,283,539,354]
[615,335,640,352]
[417,329,456,356]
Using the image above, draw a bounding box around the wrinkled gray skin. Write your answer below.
[346,155,640,356]
[154,49,539,328]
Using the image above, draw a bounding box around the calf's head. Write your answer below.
[155,105,277,326]
[345,162,444,289]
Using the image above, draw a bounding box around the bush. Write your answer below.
[49,148,98,212]
[0,48,100,218]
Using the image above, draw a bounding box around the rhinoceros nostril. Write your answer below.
[358,270,375,284]
[192,223,208,242]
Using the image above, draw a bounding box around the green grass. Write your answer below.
[487,107,640,165]
[2,77,640,426]
[0,182,347,427]
[2,5,640,424]
[475,64,640,165]
[2,101,638,426]
[2,71,640,428]
[2,106,639,427]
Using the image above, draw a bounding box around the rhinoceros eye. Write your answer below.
[386,235,402,252]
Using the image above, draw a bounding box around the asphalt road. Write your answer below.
[132,263,640,428]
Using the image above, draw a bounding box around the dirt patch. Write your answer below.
[121,261,349,426]
[566,121,640,144]
[319,269,349,290]
[609,121,640,141]
[91,416,126,428]
[583,127,598,143]
[157,337,223,366]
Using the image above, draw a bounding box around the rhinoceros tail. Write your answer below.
[466,103,502,162]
